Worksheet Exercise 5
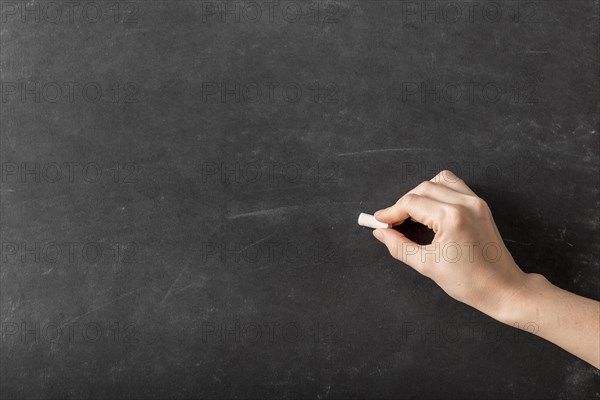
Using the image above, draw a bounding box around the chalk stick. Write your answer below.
[357,213,391,229]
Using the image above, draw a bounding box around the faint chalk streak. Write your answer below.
[227,201,367,220]
[238,235,274,253]
[336,148,435,157]
[161,267,186,305]
[64,287,145,323]
[239,265,275,276]
[226,205,301,220]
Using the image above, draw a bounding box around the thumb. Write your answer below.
[373,229,431,276]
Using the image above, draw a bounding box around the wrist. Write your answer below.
[491,272,554,327]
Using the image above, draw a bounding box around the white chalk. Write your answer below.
[357,213,391,229]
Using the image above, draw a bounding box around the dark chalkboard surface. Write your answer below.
[1,1,599,398]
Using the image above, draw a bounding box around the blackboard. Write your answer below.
[1,1,599,398]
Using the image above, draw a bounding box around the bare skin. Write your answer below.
[372,170,600,368]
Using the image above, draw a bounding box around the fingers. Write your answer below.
[430,170,476,195]
[372,229,432,276]
[374,193,443,231]
[374,171,479,228]
[408,180,470,205]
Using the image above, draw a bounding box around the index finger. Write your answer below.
[374,193,445,231]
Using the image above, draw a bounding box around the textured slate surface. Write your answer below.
[1,1,599,398]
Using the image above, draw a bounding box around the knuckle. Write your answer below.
[414,180,435,195]
[471,197,489,213]
[443,205,465,227]
[402,193,419,205]
[436,169,461,184]
[442,169,458,180]
[431,171,444,183]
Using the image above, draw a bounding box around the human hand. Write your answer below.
[372,170,531,321]
[372,170,600,367]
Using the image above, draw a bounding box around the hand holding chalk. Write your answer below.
[357,213,391,229]
[369,170,600,369]
[370,170,523,319]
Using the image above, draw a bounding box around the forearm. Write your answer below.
[497,273,600,368]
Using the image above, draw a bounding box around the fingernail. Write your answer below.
[372,229,384,243]
[374,209,385,217]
